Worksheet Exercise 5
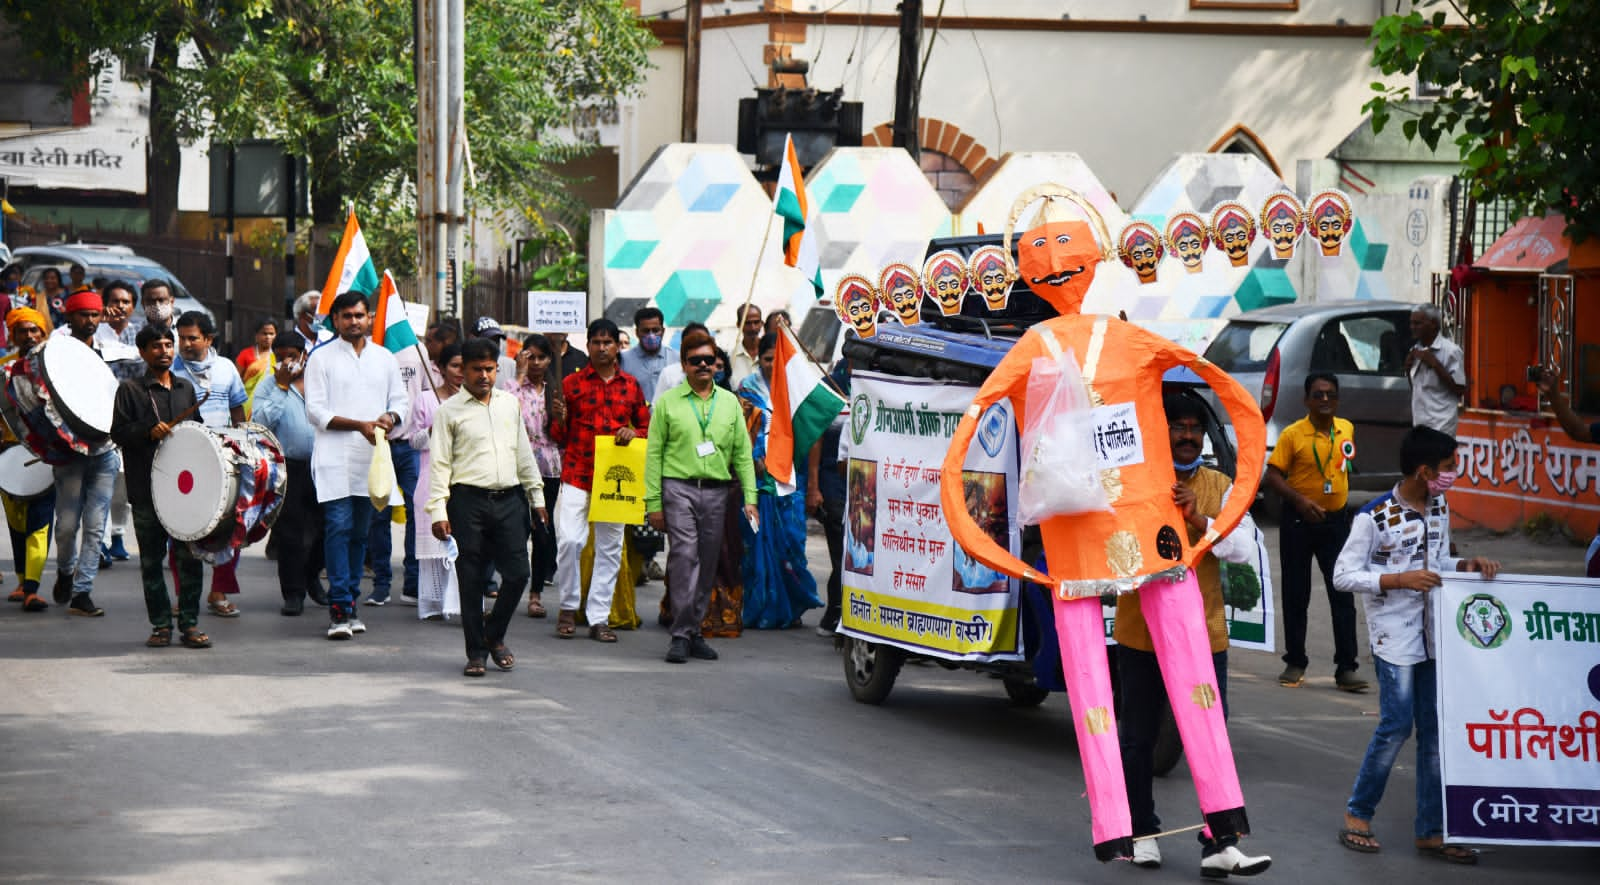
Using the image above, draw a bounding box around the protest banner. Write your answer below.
[528,291,587,334]
[1437,572,1600,846]
[589,435,646,525]
[404,301,431,337]
[839,372,1022,661]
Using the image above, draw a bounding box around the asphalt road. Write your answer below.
[1,519,1595,884]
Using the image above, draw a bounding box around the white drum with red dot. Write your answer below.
[152,422,286,545]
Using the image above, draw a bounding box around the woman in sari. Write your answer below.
[407,343,464,620]
[513,334,563,619]
[737,332,821,629]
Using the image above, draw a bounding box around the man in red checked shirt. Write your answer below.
[549,318,651,641]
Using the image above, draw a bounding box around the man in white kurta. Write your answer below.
[304,291,409,639]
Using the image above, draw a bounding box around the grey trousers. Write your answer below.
[663,478,731,639]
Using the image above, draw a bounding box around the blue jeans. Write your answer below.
[323,496,374,618]
[53,449,118,595]
[1346,657,1441,839]
[366,439,419,599]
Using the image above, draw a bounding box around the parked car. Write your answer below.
[5,243,213,324]
[1200,300,1417,495]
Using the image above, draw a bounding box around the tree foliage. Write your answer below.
[0,0,655,266]
[1365,0,1600,241]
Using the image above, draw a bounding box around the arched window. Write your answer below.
[1208,124,1283,178]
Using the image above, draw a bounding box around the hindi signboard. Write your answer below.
[1438,573,1600,846]
[527,291,587,334]
[839,372,1022,662]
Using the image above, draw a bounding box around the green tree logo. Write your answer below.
[1457,593,1510,650]
[605,464,636,495]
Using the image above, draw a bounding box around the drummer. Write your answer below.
[170,310,250,619]
[49,290,120,616]
[110,324,210,649]
[1,307,55,612]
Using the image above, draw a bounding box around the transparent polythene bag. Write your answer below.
[1017,349,1111,525]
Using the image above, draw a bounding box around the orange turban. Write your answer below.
[6,306,47,335]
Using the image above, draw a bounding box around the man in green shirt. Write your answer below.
[645,330,759,664]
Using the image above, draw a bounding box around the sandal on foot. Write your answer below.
[556,610,577,638]
[526,596,547,618]
[589,624,618,643]
[7,586,24,603]
[21,593,48,612]
[463,659,487,677]
[179,628,212,649]
[146,627,172,648]
[1339,827,1380,854]
[1416,841,1477,864]
[206,598,240,618]
[488,643,515,671]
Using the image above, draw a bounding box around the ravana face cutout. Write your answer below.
[969,246,1012,310]
[922,250,971,317]
[878,264,922,325]
[1209,203,1256,268]
[1165,213,1207,274]
[834,274,879,338]
[1308,190,1353,257]
[1016,219,1102,315]
[1118,222,1164,285]
[1260,193,1304,260]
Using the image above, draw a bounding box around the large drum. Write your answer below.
[152,422,287,551]
[0,444,54,500]
[3,335,117,463]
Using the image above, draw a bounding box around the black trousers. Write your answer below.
[816,495,845,629]
[448,485,533,660]
[1279,505,1358,672]
[276,459,325,604]
[1118,645,1231,850]
[528,481,559,593]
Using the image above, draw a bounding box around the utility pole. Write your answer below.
[416,0,440,315]
[891,0,921,162]
[682,0,702,142]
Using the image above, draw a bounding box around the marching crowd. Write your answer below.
[0,277,839,674]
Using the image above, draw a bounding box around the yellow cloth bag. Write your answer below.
[368,427,397,511]
[588,434,646,525]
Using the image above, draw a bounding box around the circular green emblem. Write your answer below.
[1457,593,1510,649]
[849,392,871,446]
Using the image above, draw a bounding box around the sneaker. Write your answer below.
[1335,669,1370,693]
[665,637,689,664]
[363,595,388,607]
[1277,665,1306,687]
[99,545,113,569]
[644,560,666,582]
[349,617,367,634]
[398,594,418,607]
[108,535,131,561]
[52,573,72,605]
[688,636,719,661]
[327,620,353,640]
[1132,838,1161,869]
[815,624,836,638]
[1200,844,1271,879]
[68,593,104,617]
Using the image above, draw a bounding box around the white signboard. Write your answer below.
[404,302,431,337]
[840,372,1023,662]
[1437,573,1600,846]
[527,291,587,334]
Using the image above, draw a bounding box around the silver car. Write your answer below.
[1202,300,1418,492]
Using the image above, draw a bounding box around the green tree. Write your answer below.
[1365,0,1600,240]
[0,0,654,262]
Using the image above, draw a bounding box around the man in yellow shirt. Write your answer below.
[429,338,547,677]
[1264,373,1367,691]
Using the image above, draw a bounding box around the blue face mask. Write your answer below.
[1173,455,1205,473]
[714,370,727,384]
[640,332,663,353]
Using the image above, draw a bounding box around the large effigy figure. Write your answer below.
[939,186,1268,860]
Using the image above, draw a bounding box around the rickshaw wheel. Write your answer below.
[843,637,904,704]
[1002,677,1050,707]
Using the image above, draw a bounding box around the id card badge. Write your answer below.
[1323,480,1333,495]
[696,440,716,458]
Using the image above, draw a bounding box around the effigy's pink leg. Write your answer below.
[1140,569,1250,839]
[1054,594,1133,861]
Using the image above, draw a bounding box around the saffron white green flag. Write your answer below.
[775,134,823,299]
[318,208,381,315]
[371,271,421,353]
[768,323,845,495]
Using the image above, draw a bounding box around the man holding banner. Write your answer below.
[550,318,649,642]
[644,330,757,664]
[1333,426,1499,863]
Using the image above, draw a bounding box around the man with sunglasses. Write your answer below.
[1263,373,1367,692]
[643,330,758,664]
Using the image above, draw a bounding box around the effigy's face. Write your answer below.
[1174,231,1205,272]
[1017,219,1101,314]
[1268,214,1300,258]
[1218,220,1252,266]
[1316,212,1349,255]
[883,274,920,323]
[843,292,877,337]
[1129,241,1159,283]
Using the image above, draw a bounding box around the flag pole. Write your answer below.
[740,208,778,322]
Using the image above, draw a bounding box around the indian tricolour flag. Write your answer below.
[318,208,381,314]
[370,270,420,352]
[775,134,823,299]
[768,323,845,495]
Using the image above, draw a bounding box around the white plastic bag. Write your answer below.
[368,426,397,511]
[1017,347,1111,524]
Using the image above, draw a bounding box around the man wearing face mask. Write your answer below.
[291,291,335,352]
[619,307,676,403]
[140,279,178,329]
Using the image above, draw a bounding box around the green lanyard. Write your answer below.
[1311,425,1336,478]
[689,390,716,438]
